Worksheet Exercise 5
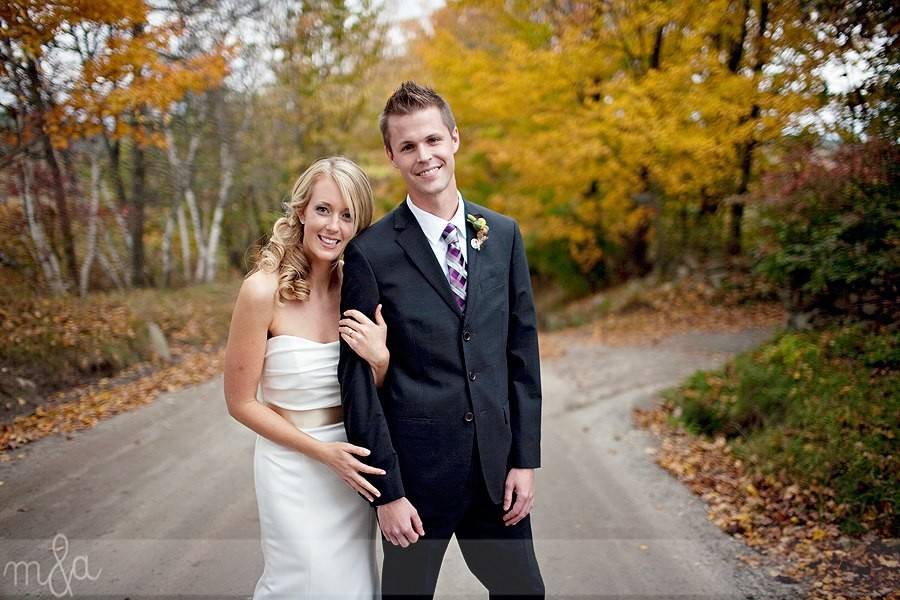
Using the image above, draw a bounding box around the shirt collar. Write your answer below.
[405,192,467,243]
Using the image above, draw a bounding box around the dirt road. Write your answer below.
[0,327,802,598]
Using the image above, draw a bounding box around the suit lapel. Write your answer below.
[394,202,462,317]
[461,199,481,323]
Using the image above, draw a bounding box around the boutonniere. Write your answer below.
[466,213,490,251]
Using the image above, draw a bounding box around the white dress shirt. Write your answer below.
[405,194,469,278]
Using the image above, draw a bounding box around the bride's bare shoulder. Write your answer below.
[239,269,279,307]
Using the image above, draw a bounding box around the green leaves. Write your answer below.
[754,141,899,322]
[666,324,900,535]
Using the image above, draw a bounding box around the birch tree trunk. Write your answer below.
[164,101,206,283]
[79,148,102,296]
[103,187,132,252]
[189,186,207,282]
[203,94,238,282]
[20,158,66,295]
[96,248,125,290]
[24,58,78,285]
[161,210,175,287]
[100,228,127,289]
[177,201,191,280]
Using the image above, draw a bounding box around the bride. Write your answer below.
[224,157,386,598]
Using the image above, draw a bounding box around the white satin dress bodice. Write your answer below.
[252,335,378,599]
[258,335,341,411]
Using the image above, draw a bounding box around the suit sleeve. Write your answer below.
[338,241,406,505]
[507,222,542,468]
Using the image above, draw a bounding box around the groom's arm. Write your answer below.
[506,222,542,469]
[339,241,406,505]
[501,222,541,526]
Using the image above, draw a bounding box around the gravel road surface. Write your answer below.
[0,327,803,599]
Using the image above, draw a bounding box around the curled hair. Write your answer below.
[254,156,374,303]
[379,81,456,152]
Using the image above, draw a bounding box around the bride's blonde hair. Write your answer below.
[254,157,374,303]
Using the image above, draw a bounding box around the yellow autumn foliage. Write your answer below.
[1,0,229,149]
[414,0,832,284]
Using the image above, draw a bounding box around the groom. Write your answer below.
[339,81,544,598]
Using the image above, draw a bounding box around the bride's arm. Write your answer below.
[224,272,384,501]
[339,304,389,387]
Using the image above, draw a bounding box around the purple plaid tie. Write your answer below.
[441,223,467,311]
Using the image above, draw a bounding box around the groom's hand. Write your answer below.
[502,468,535,526]
[376,497,425,548]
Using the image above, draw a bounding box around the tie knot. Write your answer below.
[441,223,459,245]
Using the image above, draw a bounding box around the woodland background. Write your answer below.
[1,0,895,302]
[0,0,897,581]
[0,0,900,598]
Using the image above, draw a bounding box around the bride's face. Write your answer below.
[300,176,354,265]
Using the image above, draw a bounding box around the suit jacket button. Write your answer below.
[468,370,477,381]
[463,331,471,341]
[464,411,474,422]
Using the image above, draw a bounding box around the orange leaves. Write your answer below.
[0,348,224,454]
[589,273,786,346]
[1,279,237,430]
[3,1,229,148]
[1,1,141,56]
[0,1,148,69]
[56,21,229,147]
[0,280,239,455]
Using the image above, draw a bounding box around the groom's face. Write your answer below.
[385,107,459,202]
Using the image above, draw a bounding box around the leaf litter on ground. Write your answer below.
[634,399,899,600]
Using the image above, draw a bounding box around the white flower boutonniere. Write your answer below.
[466,213,490,251]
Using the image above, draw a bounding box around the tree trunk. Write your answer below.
[204,94,237,282]
[128,22,148,286]
[79,149,102,296]
[728,0,769,256]
[25,58,78,285]
[727,0,751,72]
[161,210,175,287]
[96,246,126,290]
[729,201,745,256]
[100,188,131,254]
[177,201,191,280]
[101,227,127,288]
[205,196,228,282]
[187,187,206,282]
[129,134,147,286]
[163,111,205,283]
[20,158,67,295]
[103,131,130,215]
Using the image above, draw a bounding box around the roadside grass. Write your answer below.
[666,322,899,536]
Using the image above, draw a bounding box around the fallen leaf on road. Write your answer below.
[0,349,225,454]
[634,402,899,600]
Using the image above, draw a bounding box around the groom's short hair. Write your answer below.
[380,81,457,152]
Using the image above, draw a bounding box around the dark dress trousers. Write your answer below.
[339,199,544,598]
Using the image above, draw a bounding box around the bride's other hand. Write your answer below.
[314,442,385,502]
[340,304,389,373]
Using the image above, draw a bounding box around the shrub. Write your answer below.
[754,140,899,324]
[668,323,900,534]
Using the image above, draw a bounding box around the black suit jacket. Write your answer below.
[338,199,541,514]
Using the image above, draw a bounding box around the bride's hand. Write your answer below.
[339,304,388,371]
[314,442,385,502]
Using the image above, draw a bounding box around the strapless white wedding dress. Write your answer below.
[253,335,377,599]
